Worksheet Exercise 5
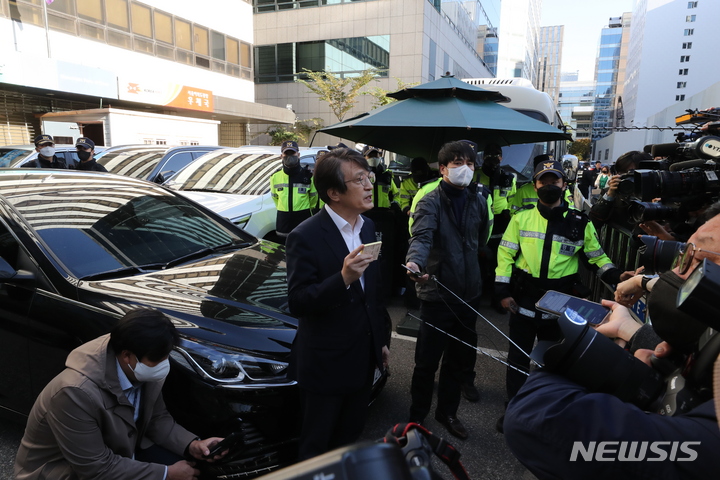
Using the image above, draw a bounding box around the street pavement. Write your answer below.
[0,294,535,480]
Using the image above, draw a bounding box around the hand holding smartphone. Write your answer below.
[203,432,243,459]
[536,290,611,326]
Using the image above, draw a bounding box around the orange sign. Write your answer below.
[166,86,214,113]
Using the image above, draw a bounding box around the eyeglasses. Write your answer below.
[673,242,720,275]
[344,172,375,186]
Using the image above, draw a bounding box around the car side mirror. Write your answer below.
[0,256,16,280]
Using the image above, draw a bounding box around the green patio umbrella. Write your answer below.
[318,76,571,161]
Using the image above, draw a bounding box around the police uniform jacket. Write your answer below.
[24,156,67,169]
[14,335,196,480]
[407,181,490,304]
[475,169,517,215]
[270,166,318,235]
[77,159,108,172]
[495,202,621,311]
[370,166,399,209]
[510,182,573,214]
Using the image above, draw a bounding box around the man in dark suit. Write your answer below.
[285,147,390,461]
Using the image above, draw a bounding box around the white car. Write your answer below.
[164,146,325,239]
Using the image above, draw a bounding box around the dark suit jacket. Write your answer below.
[286,208,387,395]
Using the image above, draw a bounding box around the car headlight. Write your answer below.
[170,337,291,387]
[232,214,252,230]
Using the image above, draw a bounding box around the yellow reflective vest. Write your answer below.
[474,169,516,215]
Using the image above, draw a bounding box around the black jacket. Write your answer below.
[77,159,108,172]
[406,181,489,304]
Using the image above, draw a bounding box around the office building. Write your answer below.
[0,0,292,146]
[591,13,631,141]
[495,0,541,85]
[252,0,498,144]
[557,80,595,139]
[624,0,720,127]
[537,25,563,105]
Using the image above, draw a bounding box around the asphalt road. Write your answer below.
[0,294,534,480]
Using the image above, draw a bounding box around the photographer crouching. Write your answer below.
[503,203,720,479]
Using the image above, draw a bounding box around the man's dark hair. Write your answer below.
[615,150,650,174]
[110,308,179,362]
[314,148,370,204]
[483,143,502,157]
[438,141,476,166]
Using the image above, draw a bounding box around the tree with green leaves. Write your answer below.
[362,77,421,109]
[261,118,325,146]
[568,138,592,161]
[297,68,379,122]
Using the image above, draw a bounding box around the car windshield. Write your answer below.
[96,149,166,179]
[0,148,33,168]
[5,179,250,279]
[166,152,282,195]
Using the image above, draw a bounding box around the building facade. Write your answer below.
[591,13,631,142]
[537,25,563,105]
[0,0,293,146]
[624,0,720,128]
[495,0,540,85]
[252,0,497,145]
[557,80,595,140]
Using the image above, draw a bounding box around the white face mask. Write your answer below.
[39,146,55,158]
[446,164,473,187]
[131,356,170,383]
[367,156,382,168]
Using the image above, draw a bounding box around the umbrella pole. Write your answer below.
[309,130,318,147]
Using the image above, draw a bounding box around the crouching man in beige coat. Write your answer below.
[14,308,225,480]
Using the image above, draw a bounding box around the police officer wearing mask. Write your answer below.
[495,160,633,433]
[362,145,400,300]
[26,135,67,169]
[270,140,318,243]
[75,137,107,172]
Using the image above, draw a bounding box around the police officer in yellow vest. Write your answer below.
[362,145,400,300]
[494,159,633,432]
[399,158,434,215]
[509,154,573,215]
[270,141,318,243]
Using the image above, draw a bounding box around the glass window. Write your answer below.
[131,2,152,38]
[175,18,192,50]
[77,0,103,22]
[9,2,44,27]
[599,46,620,58]
[598,60,616,70]
[154,10,173,44]
[240,43,251,68]
[107,0,129,31]
[211,31,225,60]
[194,25,209,56]
[600,33,621,45]
[684,28,694,35]
[677,82,687,88]
[226,38,239,65]
[686,15,696,22]
[688,1,698,7]
[158,152,195,176]
[48,0,76,15]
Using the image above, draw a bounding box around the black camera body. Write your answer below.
[621,134,720,224]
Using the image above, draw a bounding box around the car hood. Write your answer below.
[79,241,295,356]
[176,190,261,215]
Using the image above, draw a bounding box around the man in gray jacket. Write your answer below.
[14,309,224,480]
[405,140,490,440]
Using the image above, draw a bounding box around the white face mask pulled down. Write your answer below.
[446,164,473,188]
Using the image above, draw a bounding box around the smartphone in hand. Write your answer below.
[536,290,610,325]
[203,432,243,459]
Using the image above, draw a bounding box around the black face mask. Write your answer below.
[481,161,499,178]
[77,151,92,162]
[537,184,564,204]
[646,270,708,352]
[282,155,299,170]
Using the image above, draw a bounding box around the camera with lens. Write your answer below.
[621,111,720,225]
[531,257,720,416]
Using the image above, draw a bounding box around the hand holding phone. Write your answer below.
[402,263,422,277]
[536,290,610,326]
[203,432,243,459]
